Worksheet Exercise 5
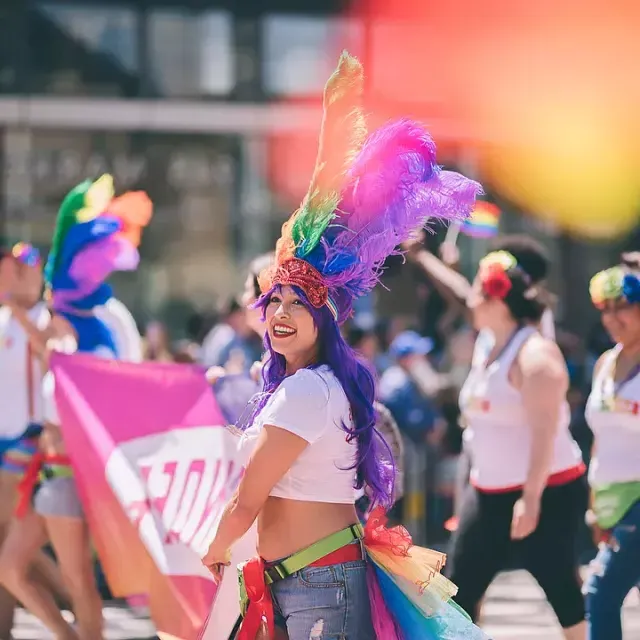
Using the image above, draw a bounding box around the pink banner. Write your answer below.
[50,352,253,639]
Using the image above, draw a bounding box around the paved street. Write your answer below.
[11,570,640,639]
[483,570,640,639]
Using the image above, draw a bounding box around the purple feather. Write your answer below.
[68,236,140,298]
[323,119,482,299]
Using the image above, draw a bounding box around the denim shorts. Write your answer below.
[270,559,375,640]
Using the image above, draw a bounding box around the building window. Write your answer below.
[262,15,363,97]
[147,10,234,98]
[32,2,139,96]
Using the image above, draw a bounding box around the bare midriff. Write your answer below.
[257,496,359,562]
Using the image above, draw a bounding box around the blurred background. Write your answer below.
[1,0,639,545]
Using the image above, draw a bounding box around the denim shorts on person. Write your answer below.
[270,559,375,640]
[34,476,84,519]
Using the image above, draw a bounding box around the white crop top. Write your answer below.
[586,345,640,488]
[460,326,582,491]
[238,365,357,504]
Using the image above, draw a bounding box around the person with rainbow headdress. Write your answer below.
[0,242,70,637]
[583,258,640,640]
[0,175,152,640]
[201,52,488,640]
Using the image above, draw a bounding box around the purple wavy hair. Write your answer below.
[243,285,395,510]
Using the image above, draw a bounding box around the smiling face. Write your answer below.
[600,298,640,346]
[265,285,319,365]
[16,262,43,307]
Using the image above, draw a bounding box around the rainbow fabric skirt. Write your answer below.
[364,508,488,640]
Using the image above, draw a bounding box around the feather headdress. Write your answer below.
[259,52,482,323]
[45,174,152,314]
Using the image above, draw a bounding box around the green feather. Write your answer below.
[44,180,92,283]
[292,51,367,257]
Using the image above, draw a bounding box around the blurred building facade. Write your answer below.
[0,0,627,334]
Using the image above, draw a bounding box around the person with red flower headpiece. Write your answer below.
[447,239,587,639]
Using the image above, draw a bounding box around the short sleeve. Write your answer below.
[258,369,330,443]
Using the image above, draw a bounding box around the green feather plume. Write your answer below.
[291,51,367,257]
[45,180,92,283]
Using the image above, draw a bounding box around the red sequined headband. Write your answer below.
[260,258,329,308]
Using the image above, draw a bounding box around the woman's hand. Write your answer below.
[206,366,227,385]
[201,545,231,584]
[510,494,541,540]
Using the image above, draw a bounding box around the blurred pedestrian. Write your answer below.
[201,298,261,374]
[379,330,446,543]
[0,243,69,637]
[583,259,640,640]
[449,239,587,640]
[142,320,173,362]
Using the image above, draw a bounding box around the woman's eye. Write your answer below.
[292,299,303,306]
[269,297,281,305]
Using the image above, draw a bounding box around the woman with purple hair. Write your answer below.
[202,53,486,640]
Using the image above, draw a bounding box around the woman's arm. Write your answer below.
[7,302,56,357]
[8,304,76,362]
[519,336,569,502]
[202,425,308,567]
[405,245,472,317]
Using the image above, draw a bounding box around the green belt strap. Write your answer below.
[238,522,365,617]
[264,522,364,585]
[42,464,74,480]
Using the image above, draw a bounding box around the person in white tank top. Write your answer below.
[447,238,587,640]
[583,261,640,640]
[0,243,71,637]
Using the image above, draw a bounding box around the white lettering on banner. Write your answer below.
[105,426,244,574]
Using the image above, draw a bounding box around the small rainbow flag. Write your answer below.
[461,201,501,238]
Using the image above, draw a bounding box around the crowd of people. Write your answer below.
[0,51,639,640]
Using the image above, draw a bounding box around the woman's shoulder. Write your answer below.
[591,347,617,382]
[277,367,332,404]
[517,331,567,379]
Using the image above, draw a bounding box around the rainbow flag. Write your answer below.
[50,352,255,640]
[461,201,501,238]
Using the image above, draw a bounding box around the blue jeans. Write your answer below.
[584,500,640,640]
[270,559,375,639]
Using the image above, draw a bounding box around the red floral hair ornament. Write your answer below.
[479,251,517,300]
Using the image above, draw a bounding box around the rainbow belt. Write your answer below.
[233,508,488,640]
[15,452,72,518]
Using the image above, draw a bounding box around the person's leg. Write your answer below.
[583,500,640,640]
[0,470,22,637]
[0,511,76,640]
[41,478,102,640]
[446,485,513,621]
[520,479,587,640]
[46,515,102,640]
[0,446,70,609]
